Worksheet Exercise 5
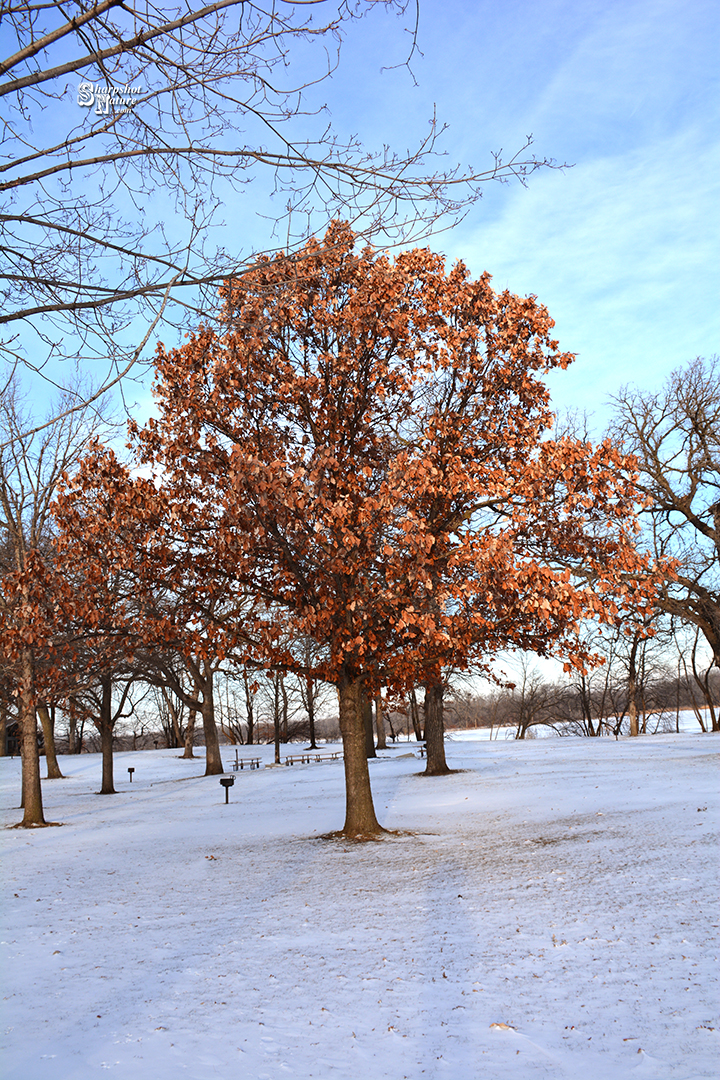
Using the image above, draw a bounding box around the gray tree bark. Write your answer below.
[19,649,46,825]
[362,684,376,758]
[200,670,223,775]
[97,675,116,794]
[628,638,639,738]
[37,703,64,779]
[423,677,450,776]
[375,692,386,750]
[409,688,423,741]
[0,702,8,757]
[182,707,197,758]
[338,674,383,837]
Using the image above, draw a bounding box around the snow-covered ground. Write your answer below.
[1,732,718,1080]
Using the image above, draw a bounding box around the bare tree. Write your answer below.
[1,0,559,424]
[612,357,719,729]
[143,651,225,771]
[674,623,718,732]
[70,671,144,793]
[154,683,188,749]
[258,668,295,762]
[62,695,88,754]
[239,665,258,747]
[292,636,332,749]
[501,655,561,740]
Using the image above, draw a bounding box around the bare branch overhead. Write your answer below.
[1,0,563,428]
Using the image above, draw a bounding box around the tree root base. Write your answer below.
[319,828,392,843]
[10,820,63,829]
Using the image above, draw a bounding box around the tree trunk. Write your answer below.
[375,692,386,750]
[281,677,289,742]
[18,648,46,825]
[244,670,256,746]
[628,638,639,737]
[162,687,183,749]
[423,676,450,776]
[362,684,376,758]
[201,670,223,775]
[690,632,720,732]
[0,703,7,757]
[67,698,80,753]
[337,673,383,838]
[67,712,78,754]
[409,688,423,741]
[628,688,638,737]
[99,720,116,793]
[182,707,197,758]
[97,676,116,794]
[274,698,281,764]
[579,675,599,737]
[171,708,183,747]
[37,704,64,779]
[306,674,317,749]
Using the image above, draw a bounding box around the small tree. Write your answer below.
[71,672,141,793]
[502,657,560,740]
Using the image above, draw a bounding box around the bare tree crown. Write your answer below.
[1,0,560,434]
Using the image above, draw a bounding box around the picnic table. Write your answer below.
[284,750,343,766]
[231,751,262,771]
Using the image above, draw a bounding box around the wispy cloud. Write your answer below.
[450,126,718,417]
[421,0,720,426]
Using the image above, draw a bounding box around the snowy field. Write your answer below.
[1,732,718,1080]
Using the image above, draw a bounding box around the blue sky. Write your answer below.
[6,0,718,433]
[297,0,718,430]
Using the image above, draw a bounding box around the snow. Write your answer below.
[1,731,718,1080]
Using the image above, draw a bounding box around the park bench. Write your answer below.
[231,751,262,771]
[284,751,343,765]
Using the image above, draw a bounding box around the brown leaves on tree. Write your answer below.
[50,222,664,835]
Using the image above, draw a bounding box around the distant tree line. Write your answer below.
[442,658,719,740]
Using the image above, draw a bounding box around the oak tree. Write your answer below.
[129,222,657,833]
